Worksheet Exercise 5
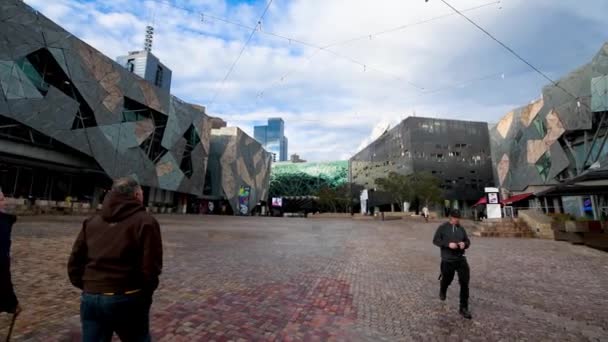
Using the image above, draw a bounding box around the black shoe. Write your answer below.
[439,290,446,301]
[459,307,472,319]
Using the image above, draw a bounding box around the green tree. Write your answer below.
[410,172,443,207]
[316,183,354,213]
[375,172,412,211]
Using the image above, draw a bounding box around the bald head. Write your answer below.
[111,177,144,203]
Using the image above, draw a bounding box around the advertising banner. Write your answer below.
[272,197,283,207]
[238,186,251,215]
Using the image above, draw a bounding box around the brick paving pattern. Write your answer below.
[0,215,606,341]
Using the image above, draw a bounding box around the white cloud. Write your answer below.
[23,0,608,161]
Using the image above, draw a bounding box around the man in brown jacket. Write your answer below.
[68,177,163,341]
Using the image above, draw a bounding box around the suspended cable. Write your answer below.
[144,0,502,99]
[322,1,501,49]
[438,0,591,111]
[207,0,274,107]
[251,0,501,103]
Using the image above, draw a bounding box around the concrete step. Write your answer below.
[474,231,535,238]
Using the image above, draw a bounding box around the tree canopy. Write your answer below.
[375,171,443,210]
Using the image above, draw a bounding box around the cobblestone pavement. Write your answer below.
[0,215,607,341]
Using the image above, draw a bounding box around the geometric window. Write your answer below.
[15,48,97,129]
[122,97,168,163]
[155,66,163,88]
[179,125,200,178]
[532,115,547,137]
[535,151,552,181]
[514,130,523,143]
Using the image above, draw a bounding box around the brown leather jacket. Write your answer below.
[68,192,163,295]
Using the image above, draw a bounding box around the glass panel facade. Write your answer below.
[535,151,552,181]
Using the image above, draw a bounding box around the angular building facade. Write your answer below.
[0,0,271,214]
[206,127,272,215]
[490,43,608,219]
[350,117,494,214]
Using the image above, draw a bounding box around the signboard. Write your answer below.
[485,189,501,219]
[488,193,499,204]
[238,186,251,215]
[272,197,283,207]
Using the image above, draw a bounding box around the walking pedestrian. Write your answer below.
[432,209,472,319]
[68,177,163,341]
[0,190,21,317]
[422,206,429,222]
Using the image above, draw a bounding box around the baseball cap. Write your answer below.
[449,209,461,218]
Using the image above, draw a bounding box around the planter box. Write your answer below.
[551,221,566,232]
[553,231,585,244]
[582,232,608,251]
[588,221,603,233]
[565,221,589,233]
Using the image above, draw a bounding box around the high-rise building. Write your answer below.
[116,51,172,93]
[254,118,288,162]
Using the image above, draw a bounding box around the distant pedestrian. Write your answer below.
[68,177,163,341]
[0,190,21,316]
[432,209,472,319]
[422,206,429,222]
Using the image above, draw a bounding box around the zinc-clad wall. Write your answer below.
[349,117,493,203]
[0,0,212,196]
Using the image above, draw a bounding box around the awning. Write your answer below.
[472,197,487,207]
[502,193,533,205]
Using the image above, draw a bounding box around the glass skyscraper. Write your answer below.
[254,118,288,162]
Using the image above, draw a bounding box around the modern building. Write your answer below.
[289,154,306,163]
[254,118,288,162]
[205,127,272,215]
[0,0,269,215]
[490,42,608,220]
[350,117,494,214]
[116,50,172,93]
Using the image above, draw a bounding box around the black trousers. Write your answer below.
[440,258,470,309]
[0,258,18,313]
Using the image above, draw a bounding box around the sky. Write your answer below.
[23,0,608,161]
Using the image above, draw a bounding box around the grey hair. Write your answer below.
[111,177,141,195]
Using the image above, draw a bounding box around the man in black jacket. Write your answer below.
[0,190,20,316]
[433,209,472,319]
[68,177,163,341]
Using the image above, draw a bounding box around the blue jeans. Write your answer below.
[81,292,152,342]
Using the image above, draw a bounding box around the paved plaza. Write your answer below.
[0,215,607,341]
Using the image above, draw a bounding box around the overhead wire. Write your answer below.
[144,0,500,101]
[438,0,592,111]
[251,0,502,104]
[206,0,274,107]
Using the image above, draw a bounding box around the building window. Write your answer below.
[535,151,552,181]
[122,97,168,163]
[155,65,164,87]
[179,125,201,178]
[533,116,547,137]
[15,48,96,129]
[127,59,135,72]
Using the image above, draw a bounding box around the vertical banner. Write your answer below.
[238,186,251,215]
